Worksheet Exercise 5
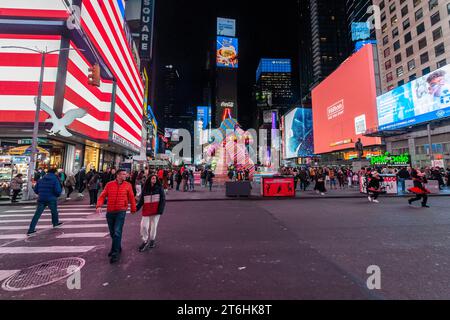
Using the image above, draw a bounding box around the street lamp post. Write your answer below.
[0,46,83,200]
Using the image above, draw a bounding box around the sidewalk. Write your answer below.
[1,184,449,206]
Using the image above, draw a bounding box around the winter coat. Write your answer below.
[33,173,62,202]
[65,175,76,188]
[97,180,137,213]
[136,183,166,216]
[10,177,23,191]
[206,172,215,182]
[87,174,100,190]
[367,176,384,192]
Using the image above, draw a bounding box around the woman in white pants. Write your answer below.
[136,175,166,252]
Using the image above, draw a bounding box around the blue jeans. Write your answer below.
[398,178,406,193]
[106,211,126,257]
[28,200,59,233]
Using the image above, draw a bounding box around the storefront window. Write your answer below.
[84,146,100,171]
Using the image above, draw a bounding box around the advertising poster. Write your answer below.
[377,64,450,131]
[217,17,236,37]
[360,175,398,194]
[262,177,295,197]
[283,107,314,159]
[312,44,381,154]
[197,106,211,130]
[217,36,238,68]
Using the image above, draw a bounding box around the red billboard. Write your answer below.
[312,44,381,154]
[262,177,295,197]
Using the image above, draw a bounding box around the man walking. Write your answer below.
[27,169,63,236]
[206,169,215,191]
[96,169,136,264]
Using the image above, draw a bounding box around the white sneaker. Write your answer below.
[66,197,71,200]
[321,193,325,196]
[368,196,372,202]
[372,199,379,203]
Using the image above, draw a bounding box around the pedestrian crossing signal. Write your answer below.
[88,63,101,87]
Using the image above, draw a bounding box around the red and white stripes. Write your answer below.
[0,1,145,151]
[0,0,69,19]
[0,34,61,123]
[63,42,112,140]
[80,0,144,149]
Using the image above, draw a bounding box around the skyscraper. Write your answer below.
[254,58,294,128]
[298,0,351,104]
[215,18,239,127]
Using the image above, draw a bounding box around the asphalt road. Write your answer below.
[0,196,449,300]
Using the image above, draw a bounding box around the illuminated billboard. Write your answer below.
[197,106,211,130]
[283,108,314,159]
[256,59,291,81]
[377,64,450,131]
[312,44,381,154]
[217,17,236,37]
[216,36,238,68]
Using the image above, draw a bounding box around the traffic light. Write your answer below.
[88,63,100,87]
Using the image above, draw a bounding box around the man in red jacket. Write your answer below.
[97,169,137,264]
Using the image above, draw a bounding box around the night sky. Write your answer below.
[153,0,300,129]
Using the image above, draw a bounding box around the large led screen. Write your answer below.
[216,36,238,68]
[283,108,314,159]
[312,44,381,154]
[197,106,211,130]
[377,64,450,131]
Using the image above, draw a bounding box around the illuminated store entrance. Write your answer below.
[84,142,100,171]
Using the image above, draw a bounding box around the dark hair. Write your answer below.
[48,168,57,174]
[143,174,160,193]
[116,169,126,175]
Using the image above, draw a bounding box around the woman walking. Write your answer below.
[136,175,166,252]
[314,168,327,196]
[408,170,431,208]
[87,171,100,207]
[65,173,76,200]
[367,172,384,203]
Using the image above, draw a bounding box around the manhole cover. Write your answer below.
[1,257,85,291]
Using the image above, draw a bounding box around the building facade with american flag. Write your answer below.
[0,0,144,175]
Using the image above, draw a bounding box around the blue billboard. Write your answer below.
[354,40,377,53]
[256,58,291,81]
[377,64,450,131]
[351,22,371,41]
[216,36,238,68]
[283,107,314,159]
[197,106,211,130]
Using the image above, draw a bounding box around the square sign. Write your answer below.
[351,22,370,41]
[217,17,236,37]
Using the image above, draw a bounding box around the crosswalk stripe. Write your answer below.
[0,270,20,281]
[6,208,96,213]
[0,234,28,240]
[21,205,93,209]
[56,233,108,239]
[0,246,96,254]
[0,218,105,223]
[0,213,96,218]
[0,224,107,230]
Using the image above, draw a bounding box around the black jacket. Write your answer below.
[367,176,384,190]
[136,183,166,216]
